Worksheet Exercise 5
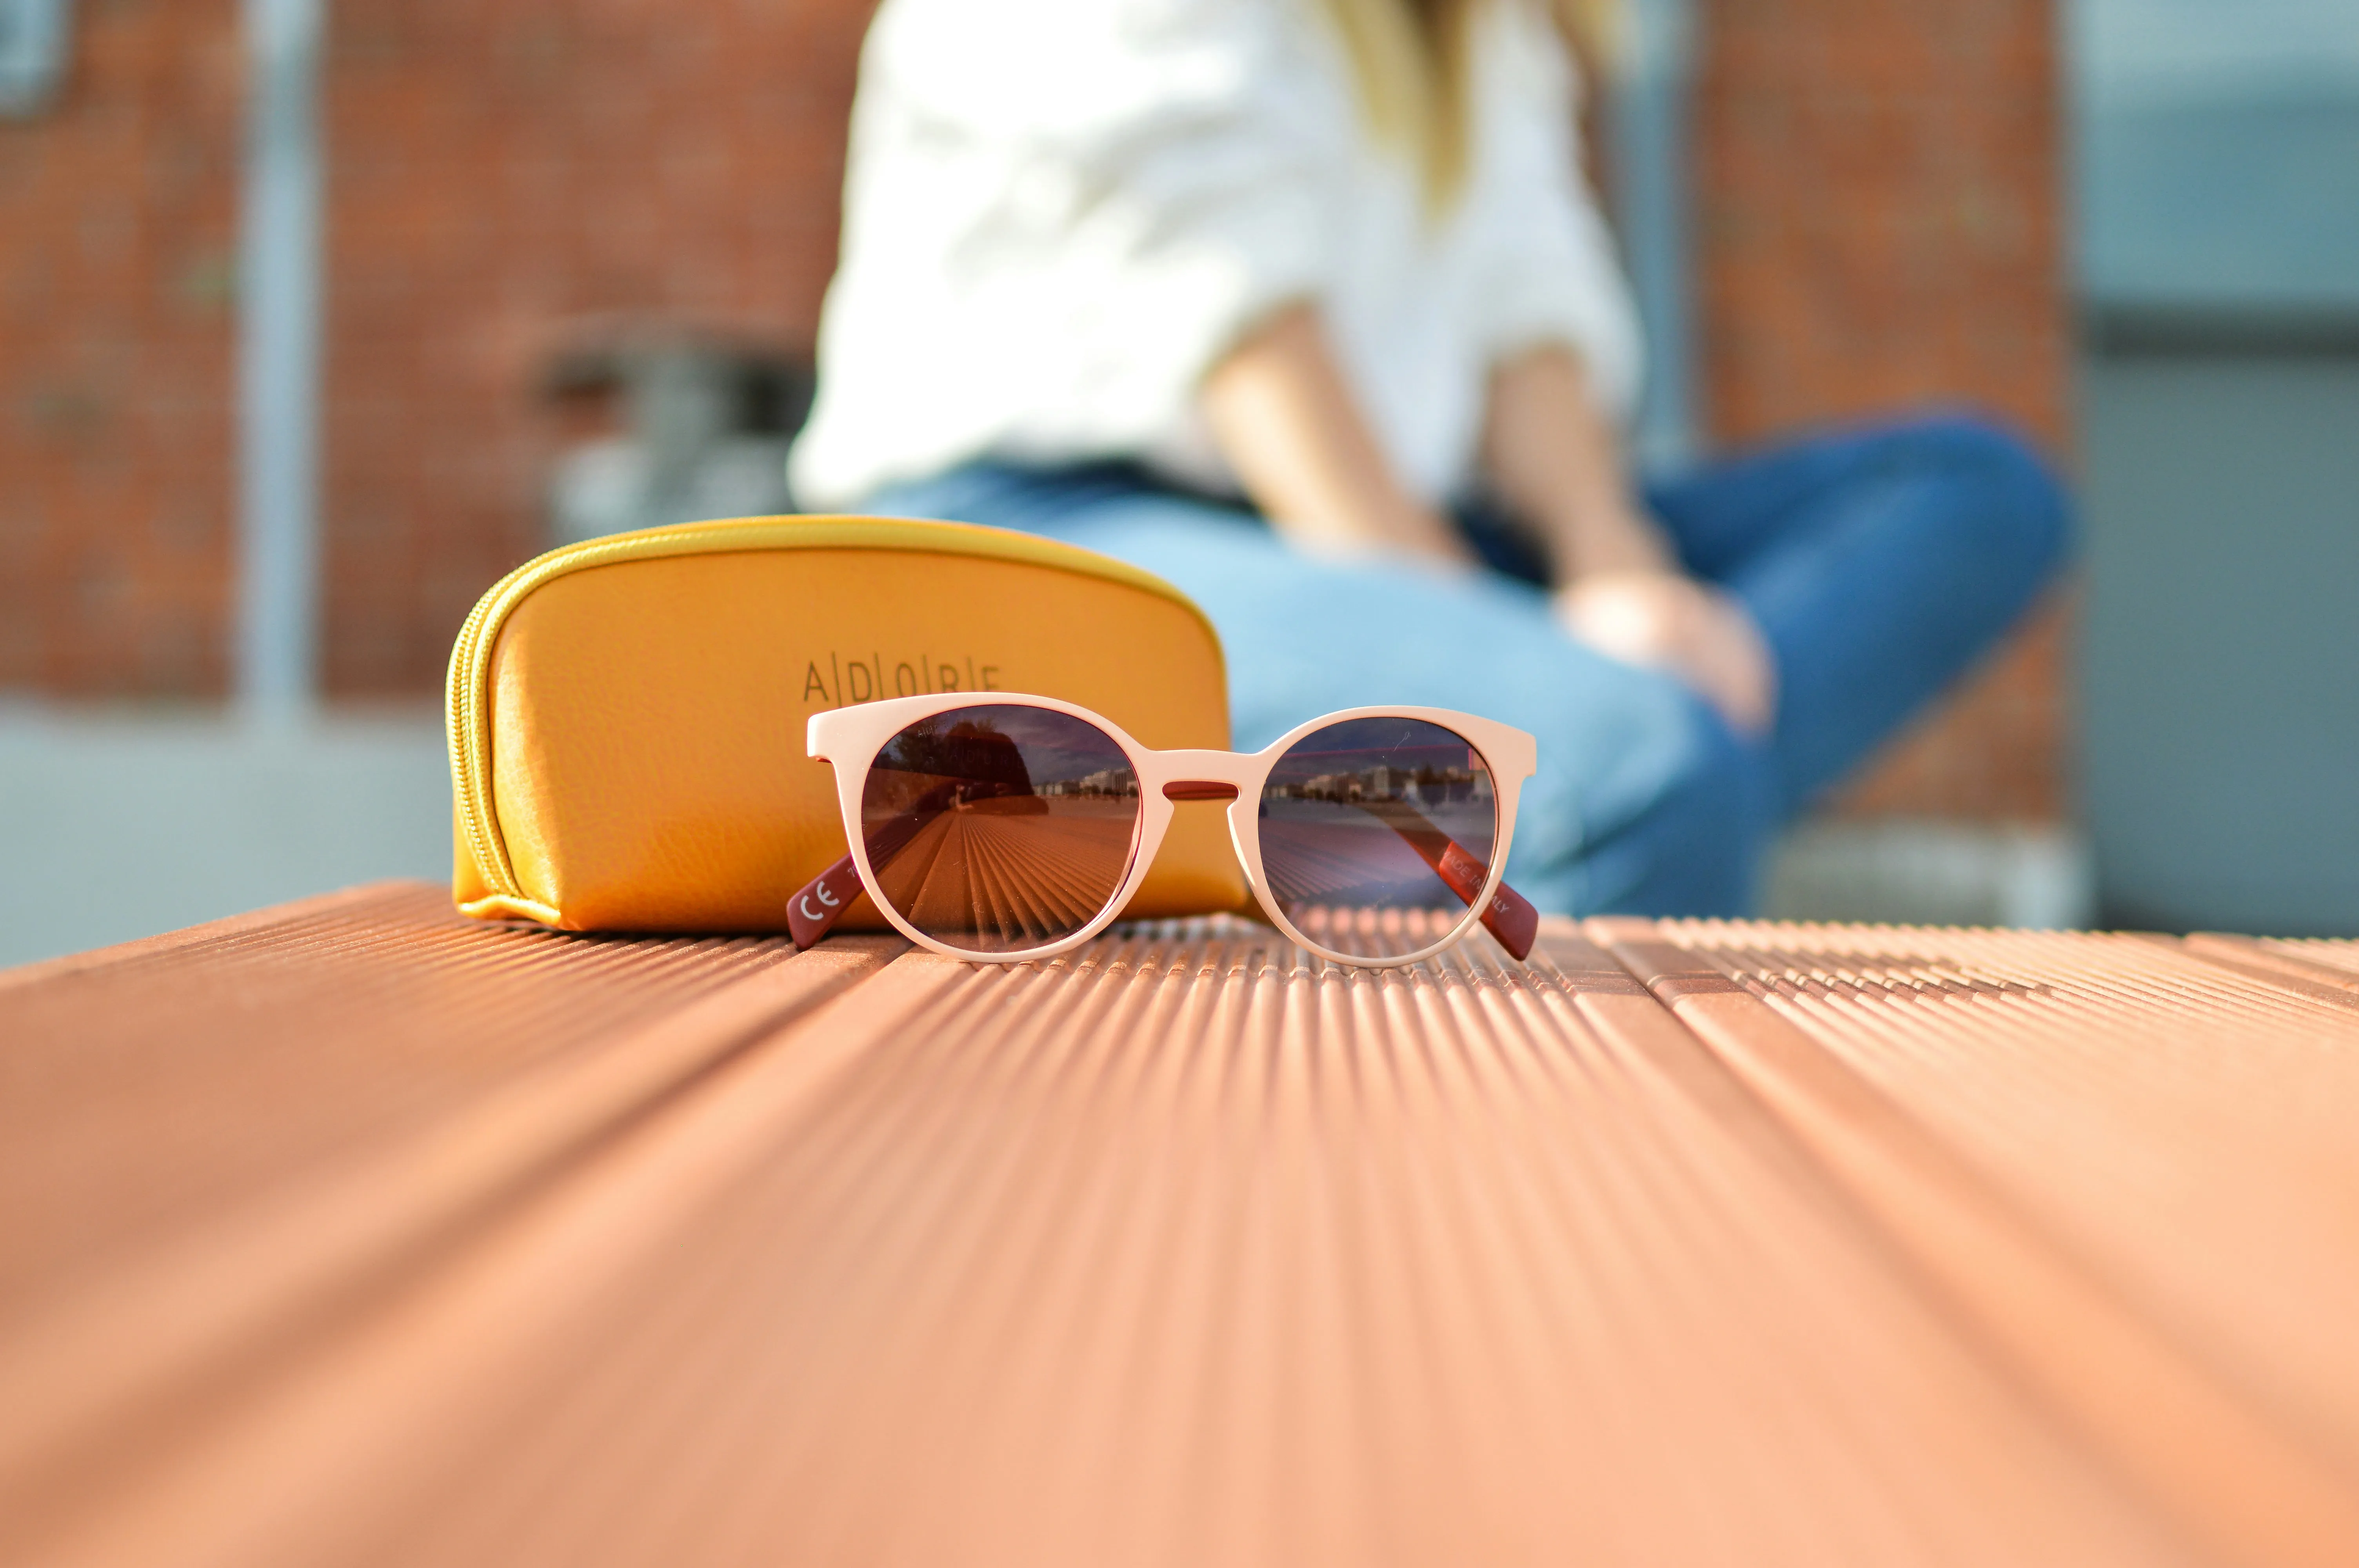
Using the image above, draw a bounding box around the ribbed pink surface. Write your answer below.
[3,889,2356,1566]
[2263,937,2359,979]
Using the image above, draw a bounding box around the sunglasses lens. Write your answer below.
[858,704,1141,954]
[1257,717,1499,960]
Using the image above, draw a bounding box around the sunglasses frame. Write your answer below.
[804,691,1538,968]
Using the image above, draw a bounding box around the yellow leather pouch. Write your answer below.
[447,515,1247,931]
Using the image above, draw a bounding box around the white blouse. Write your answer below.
[789,0,1643,510]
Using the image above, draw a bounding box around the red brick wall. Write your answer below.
[1694,0,2071,820]
[322,0,877,695]
[0,0,241,697]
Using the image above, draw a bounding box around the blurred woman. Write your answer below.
[790,0,2067,916]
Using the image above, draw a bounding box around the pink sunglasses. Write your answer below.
[789,693,1539,967]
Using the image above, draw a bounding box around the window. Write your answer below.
[0,0,69,116]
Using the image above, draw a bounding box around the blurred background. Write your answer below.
[1,0,2353,966]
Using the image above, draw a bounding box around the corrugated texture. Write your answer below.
[2260,937,2359,980]
[0,885,815,1299]
[0,885,901,1563]
[2176,933,2359,1001]
[1603,919,2359,1568]
[4,890,2357,1566]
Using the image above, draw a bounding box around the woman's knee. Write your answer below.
[1894,412,2074,581]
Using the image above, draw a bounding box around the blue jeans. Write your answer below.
[865,413,2068,916]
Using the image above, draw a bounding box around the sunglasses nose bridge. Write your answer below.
[1149,749,1254,802]
[1162,780,1239,802]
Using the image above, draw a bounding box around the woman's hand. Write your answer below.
[1482,345,1779,734]
[1555,571,1777,736]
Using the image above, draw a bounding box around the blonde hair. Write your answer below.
[1316,0,1616,211]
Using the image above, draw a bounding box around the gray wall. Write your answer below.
[2073,0,2359,934]
[0,710,450,967]
[2080,345,2359,933]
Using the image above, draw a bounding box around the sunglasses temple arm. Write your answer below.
[1435,840,1540,962]
[788,779,964,950]
[1361,801,1539,961]
[788,853,866,949]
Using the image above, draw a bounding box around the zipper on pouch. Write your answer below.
[447,521,763,901]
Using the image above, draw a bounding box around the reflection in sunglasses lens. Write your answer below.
[1258,717,1499,961]
[859,705,1141,954]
